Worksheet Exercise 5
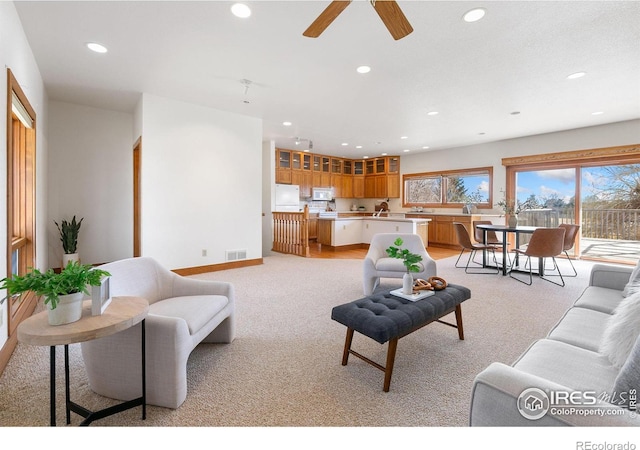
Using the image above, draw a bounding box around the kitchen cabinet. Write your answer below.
[308,213,318,240]
[317,219,332,246]
[276,150,399,198]
[318,217,429,248]
[406,214,485,248]
[276,149,292,184]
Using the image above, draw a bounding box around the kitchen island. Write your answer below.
[317,216,430,249]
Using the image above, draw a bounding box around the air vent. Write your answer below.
[225,249,247,261]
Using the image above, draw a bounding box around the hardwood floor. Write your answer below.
[308,242,458,260]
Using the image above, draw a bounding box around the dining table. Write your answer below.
[475,223,540,276]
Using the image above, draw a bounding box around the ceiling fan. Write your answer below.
[303,0,413,41]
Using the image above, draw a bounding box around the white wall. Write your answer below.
[392,119,640,213]
[140,94,262,270]
[0,2,48,347]
[47,101,134,267]
[262,139,276,256]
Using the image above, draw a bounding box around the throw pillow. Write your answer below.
[612,334,640,409]
[622,259,640,297]
[600,291,640,368]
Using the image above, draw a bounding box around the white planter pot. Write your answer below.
[402,272,414,295]
[47,292,84,326]
[62,253,79,268]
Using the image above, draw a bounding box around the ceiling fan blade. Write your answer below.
[303,1,352,38]
[372,0,414,40]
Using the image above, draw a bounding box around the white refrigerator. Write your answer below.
[274,184,301,212]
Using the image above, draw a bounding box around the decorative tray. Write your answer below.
[390,288,435,302]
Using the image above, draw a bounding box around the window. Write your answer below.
[6,69,37,334]
[403,167,493,208]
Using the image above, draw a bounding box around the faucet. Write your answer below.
[374,208,385,217]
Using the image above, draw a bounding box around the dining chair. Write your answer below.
[453,222,500,274]
[473,220,510,267]
[557,223,580,277]
[509,227,566,286]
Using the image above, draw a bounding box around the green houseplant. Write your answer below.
[0,261,110,325]
[386,237,423,294]
[55,216,83,255]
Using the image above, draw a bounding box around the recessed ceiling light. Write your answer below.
[356,65,371,74]
[381,153,388,156]
[403,149,410,153]
[422,146,430,149]
[567,72,586,80]
[341,143,348,146]
[231,3,251,18]
[592,111,604,115]
[86,42,107,53]
[356,145,363,149]
[463,8,486,23]
[363,156,370,159]
[427,111,439,116]
[282,121,292,126]
[400,136,408,140]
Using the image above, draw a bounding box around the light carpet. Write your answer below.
[0,253,597,427]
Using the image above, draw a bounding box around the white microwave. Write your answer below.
[312,187,334,201]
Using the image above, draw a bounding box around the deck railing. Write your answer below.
[272,206,310,257]
[518,208,640,240]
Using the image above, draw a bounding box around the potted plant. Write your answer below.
[0,261,110,325]
[386,237,423,294]
[496,195,532,227]
[55,216,83,266]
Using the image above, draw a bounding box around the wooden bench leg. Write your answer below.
[455,304,464,340]
[383,338,398,392]
[342,327,354,366]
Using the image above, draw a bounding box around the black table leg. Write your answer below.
[65,344,71,424]
[49,346,56,426]
[141,319,146,420]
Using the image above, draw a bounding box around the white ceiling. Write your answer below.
[14,0,640,159]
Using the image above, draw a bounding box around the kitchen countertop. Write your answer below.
[330,211,502,217]
[318,216,430,222]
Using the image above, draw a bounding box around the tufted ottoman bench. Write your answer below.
[331,284,471,391]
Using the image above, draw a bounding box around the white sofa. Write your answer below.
[81,257,235,409]
[470,263,640,426]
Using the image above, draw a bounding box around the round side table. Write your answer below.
[18,296,149,426]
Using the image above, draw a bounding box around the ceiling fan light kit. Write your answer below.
[304,0,413,41]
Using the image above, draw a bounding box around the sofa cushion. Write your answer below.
[600,291,640,368]
[622,259,640,297]
[514,339,618,395]
[547,307,610,352]
[573,286,624,314]
[613,334,640,408]
[149,295,230,335]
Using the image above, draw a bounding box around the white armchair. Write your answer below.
[80,257,235,409]
[363,233,437,295]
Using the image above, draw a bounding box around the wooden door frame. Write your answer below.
[133,137,141,257]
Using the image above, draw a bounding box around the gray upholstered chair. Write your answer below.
[363,233,436,295]
[80,257,235,409]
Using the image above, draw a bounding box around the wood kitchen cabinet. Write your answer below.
[317,219,332,246]
[406,214,484,248]
[276,150,399,198]
[276,149,292,184]
[308,213,318,240]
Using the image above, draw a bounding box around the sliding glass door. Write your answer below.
[510,160,640,264]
